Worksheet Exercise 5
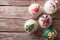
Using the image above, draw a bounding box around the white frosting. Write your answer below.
[44,1,57,14]
[28,3,42,15]
[38,14,52,28]
[24,19,35,29]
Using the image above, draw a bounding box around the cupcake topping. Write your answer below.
[48,32,54,38]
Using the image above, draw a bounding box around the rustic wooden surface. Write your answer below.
[0,32,45,40]
[0,0,59,40]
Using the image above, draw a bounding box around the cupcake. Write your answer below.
[38,14,52,28]
[28,3,42,16]
[44,0,57,14]
[24,19,38,33]
[43,28,57,40]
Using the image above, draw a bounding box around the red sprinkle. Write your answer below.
[33,7,39,13]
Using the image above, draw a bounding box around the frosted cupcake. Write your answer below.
[38,14,52,28]
[28,3,42,16]
[43,28,57,40]
[24,19,38,33]
[44,0,57,14]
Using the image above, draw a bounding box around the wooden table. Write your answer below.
[0,0,59,40]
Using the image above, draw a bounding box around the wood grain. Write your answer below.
[0,6,59,18]
[0,0,59,40]
[0,0,60,6]
[0,6,31,18]
[0,6,59,32]
[0,32,45,40]
[0,0,44,6]
[0,18,26,32]
[0,0,59,6]
[0,18,59,33]
[0,32,58,40]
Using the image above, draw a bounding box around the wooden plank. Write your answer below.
[0,32,44,40]
[0,6,59,18]
[0,0,44,6]
[0,6,31,18]
[0,32,58,40]
[0,0,59,6]
[0,18,59,32]
[0,18,26,32]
